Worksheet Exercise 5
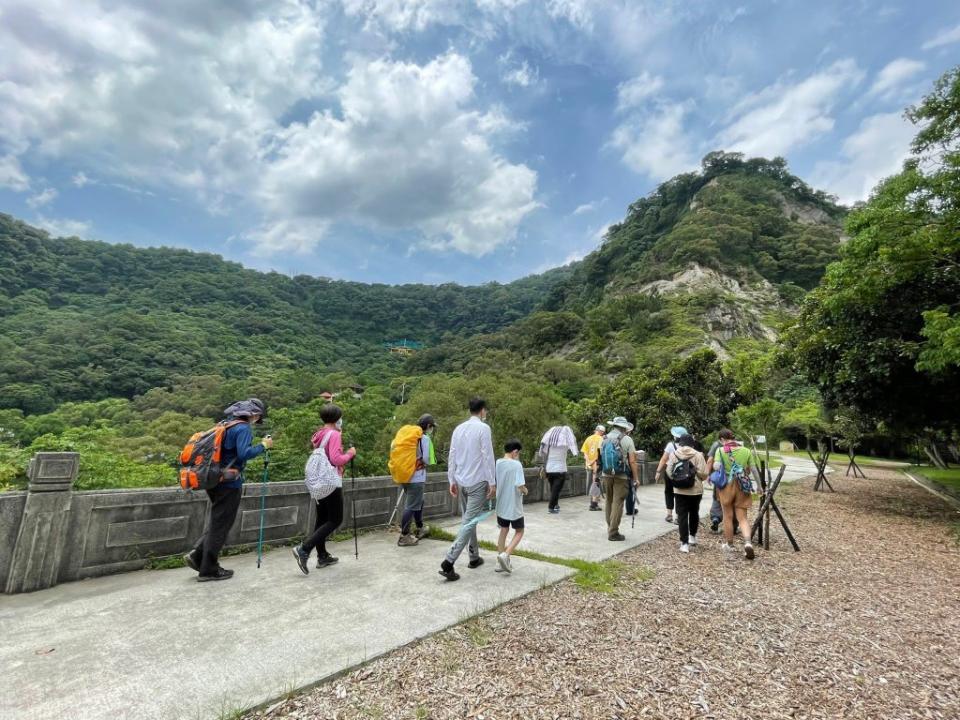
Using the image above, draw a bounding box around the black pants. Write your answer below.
[191,484,243,575]
[547,472,566,509]
[302,488,344,557]
[675,493,702,544]
[664,477,675,512]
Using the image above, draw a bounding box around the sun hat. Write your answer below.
[595,424,606,432]
[670,425,687,439]
[609,416,634,432]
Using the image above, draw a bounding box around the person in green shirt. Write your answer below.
[713,428,756,560]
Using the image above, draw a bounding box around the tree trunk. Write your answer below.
[924,443,948,470]
[947,443,959,464]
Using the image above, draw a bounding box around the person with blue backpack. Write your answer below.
[600,416,639,541]
[710,428,756,559]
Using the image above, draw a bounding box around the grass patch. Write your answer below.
[145,555,186,570]
[915,466,960,494]
[777,450,909,468]
[463,618,492,648]
[428,526,652,594]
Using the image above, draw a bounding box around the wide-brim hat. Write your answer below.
[670,425,687,439]
[608,416,634,432]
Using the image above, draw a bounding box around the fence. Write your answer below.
[1,452,657,594]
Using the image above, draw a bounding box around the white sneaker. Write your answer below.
[688,535,698,547]
[497,552,512,573]
[721,542,734,552]
[680,543,689,553]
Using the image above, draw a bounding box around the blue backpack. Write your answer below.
[600,434,630,476]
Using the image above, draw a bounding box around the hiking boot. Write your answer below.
[608,533,626,541]
[680,543,689,553]
[439,560,460,582]
[710,520,720,534]
[183,552,200,572]
[689,535,698,547]
[197,568,234,582]
[497,552,512,574]
[744,544,755,560]
[415,525,430,540]
[397,534,419,547]
[292,545,309,575]
[317,554,339,568]
[468,557,485,569]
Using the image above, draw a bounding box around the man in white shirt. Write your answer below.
[440,397,496,582]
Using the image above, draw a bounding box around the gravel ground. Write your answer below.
[249,470,960,720]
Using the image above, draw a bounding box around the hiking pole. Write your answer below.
[257,449,270,569]
[387,488,406,530]
[350,454,359,560]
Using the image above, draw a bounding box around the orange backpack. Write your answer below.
[178,420,243,490]
[388,425,424,484]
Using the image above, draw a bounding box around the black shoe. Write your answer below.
[316,554,339,568]
[197,567,234,582]
[292,545,309,575]
[183,553,200,572]
[710,521,720,534]
[608,533,626,541]
[439,560,460,582]
[468,557,485,569]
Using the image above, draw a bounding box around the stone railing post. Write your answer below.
[5,452,79,594]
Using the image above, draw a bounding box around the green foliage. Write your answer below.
[788,66,960,439]
[729,398,785,444]
[571,349,735,453]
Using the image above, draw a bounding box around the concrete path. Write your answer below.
[770,453,831,484]
[0,533,571,720]
[441,483,715,561]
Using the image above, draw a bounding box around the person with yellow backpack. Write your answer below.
[390,414,437,546]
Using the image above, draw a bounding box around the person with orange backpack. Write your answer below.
[395,414,437,546]
[182,398,273,582]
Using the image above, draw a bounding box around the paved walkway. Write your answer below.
[441,482,715,561]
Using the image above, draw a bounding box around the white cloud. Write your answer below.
[71,172,91,188]
[812,111,915,205]
[610,100,699,180]
[0,154,29,191]
[869,58,925,99]
[340,0,462,32]
[718,59,864,157]
[35,215,91,237]
[252,53,539,256]
[616,72,664,111]
[922,23,960,50]
[572,198,606,215]
[27,187,57,208]
[499,52,540,88]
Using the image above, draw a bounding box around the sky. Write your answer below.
[1,1,958,285]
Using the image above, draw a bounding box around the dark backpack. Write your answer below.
[670,456,698,489]
[178,420,243,490]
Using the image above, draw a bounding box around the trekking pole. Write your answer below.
[257,450,270,569]
[350,455,358,560]
[387,488,406,530]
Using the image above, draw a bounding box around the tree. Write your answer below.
[788,67,960,466]
[729,398,784,464]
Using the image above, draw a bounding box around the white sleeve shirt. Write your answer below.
[447,416,496,488]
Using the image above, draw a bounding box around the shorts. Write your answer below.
[497,516,525,530]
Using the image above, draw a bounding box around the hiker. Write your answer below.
[495,439,528,573]
[292,404,356,574]
[713,428,756,559]
[398,414,436,547]
[184,398,272,582]
[666,434,708,553]
[539,425,578,513]
[581,424,605,510]
[440,397,496,582]
[601,417,639,541]
[655,426,687,523]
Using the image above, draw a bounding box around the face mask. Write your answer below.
[335,419,343,430]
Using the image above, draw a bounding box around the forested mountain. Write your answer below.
[0,214,572,414]
[0,153,846,490]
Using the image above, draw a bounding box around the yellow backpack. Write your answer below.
[388,425,424,484]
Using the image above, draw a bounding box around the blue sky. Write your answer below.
[1,1,958,285]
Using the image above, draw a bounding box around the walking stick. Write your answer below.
[350,455,358,559]
[256,450,270,569]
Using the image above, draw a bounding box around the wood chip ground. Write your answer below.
[247,469,960,720]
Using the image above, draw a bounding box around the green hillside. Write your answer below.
[0,153,845,491]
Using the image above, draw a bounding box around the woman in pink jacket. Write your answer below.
[292,404,356,573]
